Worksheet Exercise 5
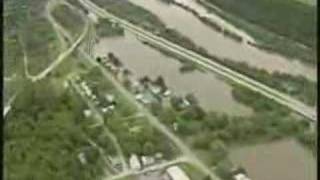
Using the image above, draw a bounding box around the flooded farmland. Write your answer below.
[94,32,252,115]
[128,0,317,81]
[230,139,316,180]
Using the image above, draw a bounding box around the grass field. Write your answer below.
[52,4,86,37]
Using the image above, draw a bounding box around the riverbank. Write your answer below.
[197,0,317,66]
[91,0,317,106]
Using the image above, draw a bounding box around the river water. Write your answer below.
[94,32,252,115]
[127,0,317,81]
[230,139,316,180]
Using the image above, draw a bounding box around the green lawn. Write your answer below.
[52,4,86,37]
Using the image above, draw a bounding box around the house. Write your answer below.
[129,154,141,170]
[135,90,159,105]
[141,156,155,166]
[105,94,115,104]
[233,173,251,180]
[166,166,190,180]
[150,84,162,95]
[130,80,144,94]
[232,167,251,180]
[88,12,98,23]
[83,109,92,118]
[107,156,122,171]
[155,153,163,160]
[80,81,93,97]
[163,89,172,97]
[63,81,69,88]
[78,152,87,165]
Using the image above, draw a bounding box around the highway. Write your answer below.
[79,0,317,122]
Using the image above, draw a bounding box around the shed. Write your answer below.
[166,166,190,180]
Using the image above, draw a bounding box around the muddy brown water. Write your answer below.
[94,32,252,115]
[127,0,317,81]
[229,139,316,180]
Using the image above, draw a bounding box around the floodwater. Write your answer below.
[128,0,317,81]
[229,139,316,180]
[94,32,252,115]
[174,0,255,43]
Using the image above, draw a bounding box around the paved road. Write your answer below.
[24,0,89,82]
[79,41,221,180]
[79,0,317,122]
[106,157,188,180]
[69,78,129,171]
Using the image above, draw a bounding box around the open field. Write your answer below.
[52,3,86,37]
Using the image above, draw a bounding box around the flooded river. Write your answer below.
[94,32,252,115]
[230,139,316,180]
[128,0,317,81]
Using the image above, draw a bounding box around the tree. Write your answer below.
[181,105,206,120]
[192,133,211,149]
[209,140,228,164]
[154,75,167,90]
[185,93,198,105]
[142,142,155,155]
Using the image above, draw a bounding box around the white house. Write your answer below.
[233,173,251,180]
[141,156,155,166]
[166,166,190,180]
[88,12,98,23]
[78,152,87,165]
[83,109,92,117]
[129,154,141,170]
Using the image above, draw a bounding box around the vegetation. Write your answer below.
[200,0,317,64]
[52,4,86,37]
[95,19,124,37]
[4,0,27,77]
[4,79,108,180]
[21,18,60,75]
[79,68,179,158]
[225,61,317,106]
[91,0,166,32]
[15,0,61,75]
[152,82,315,168]
[205,0,316,49]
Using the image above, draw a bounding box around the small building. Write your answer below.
[232,167,251,180]
[166,166,190,180]
[135,91,159,105]
[107,156,122,171]
[155,153,163,160]
[233,173,251,180]
[88,12,98,23]
[141,156,155,166]
[163,89,172,97]
[149,84,162,95]
[78,152,87,165]
[129,154,141,170]
[105,94,115,103]
[63,81,69,88]
[83,109,92,118]
[130,80,144,94]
